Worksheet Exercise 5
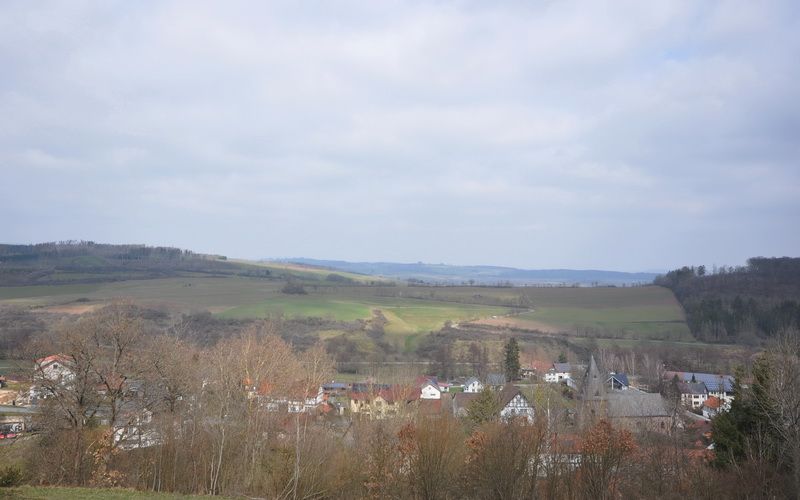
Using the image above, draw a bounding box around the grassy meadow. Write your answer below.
[0,267,695,349]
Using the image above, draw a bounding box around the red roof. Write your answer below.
[704,396,722,409]
[35,354,71,366]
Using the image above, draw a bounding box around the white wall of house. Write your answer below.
[500,394,534,422]
[420,383,441,400]
[681,393,708,409]
[544,371,570,383]
[464,380,484,393]
[39,361,74,383]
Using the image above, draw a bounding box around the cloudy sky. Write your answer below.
[1,1,798,271]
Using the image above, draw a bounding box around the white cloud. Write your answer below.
[0,0,798,269]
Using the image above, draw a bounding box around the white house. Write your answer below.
[677,382,708,409]
[544,363,572,384]
[664,371,735,406]
[420,380,441,400]
[498,384,534,422]
[34,354,74,384]
[703,396,724,419]
[463,377,484,394]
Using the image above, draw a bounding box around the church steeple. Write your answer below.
[580,354,606,424]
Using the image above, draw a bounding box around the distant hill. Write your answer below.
[0,241,270,286]
[280,258,657,285]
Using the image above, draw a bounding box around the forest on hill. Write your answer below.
[0,241,270,286]
[655,257,800,343]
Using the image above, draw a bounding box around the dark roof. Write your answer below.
[323,382,349,390]
[664,372,734,392]
[498,384,527,408]
[553,363,571,373]
[486,373,506,386]
[608,373,629,387]
[677,382,708,395]
[464,377,481,386]
[416,375,440,388]
[351,382,390,393]
[606,392,670,418]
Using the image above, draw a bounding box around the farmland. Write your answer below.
[0,269,694,345]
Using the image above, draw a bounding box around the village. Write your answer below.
[0,349,734,460]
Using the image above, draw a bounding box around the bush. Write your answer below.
[0,465,22,487]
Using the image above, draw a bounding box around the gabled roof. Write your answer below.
[608,372,629,387]
[486,373,506,386]
[704,396,722,409]
[498,384,528,408]
[677,382,707,395]
[416,375,440,390]
[464,377,481,386]
[606,392,670,418]
[553,363,571,373]
[35,354,71,366]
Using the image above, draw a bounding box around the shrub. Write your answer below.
[0,465,22,487]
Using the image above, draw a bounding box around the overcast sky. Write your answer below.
[1,1,798,271]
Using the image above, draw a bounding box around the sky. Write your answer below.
[1,1,799,272]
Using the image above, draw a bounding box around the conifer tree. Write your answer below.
[504,337,520,381]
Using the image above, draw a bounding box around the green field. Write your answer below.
[492,286,692,341]
[219,294,512,334]
[0,273,693,345]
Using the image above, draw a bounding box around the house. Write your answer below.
[486,373,506,389]
[605,392,672,432]
[703,396,723,419]
[349,386,407,420]
[607,372,630,391]
[582,355,672,433]
[664,371,735,406]
[417,376,442,400]
[677,382,708,409]
[498,384,534,422]
[463,377,484,393]
[321,382,349,396]
[34,354,74,384]
[544,363,572,384]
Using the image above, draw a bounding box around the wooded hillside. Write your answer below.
[655,257,800,343]
[0,241,269,286]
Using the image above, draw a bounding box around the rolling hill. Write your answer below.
[281,258,658,285]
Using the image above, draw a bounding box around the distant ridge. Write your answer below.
[279,258,657,286]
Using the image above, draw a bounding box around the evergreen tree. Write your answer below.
[504,337,520,381]
[711,361,778,467]
[467,388,500,426]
